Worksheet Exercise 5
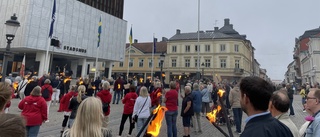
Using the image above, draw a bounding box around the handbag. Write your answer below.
[133,97,148,122]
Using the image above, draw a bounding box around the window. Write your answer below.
[172,59,176,67]
[148,59,152,68]
[172,46,177,52]
[205,45,210,52]
[220,59,226,68]
[185,59,190,67]
[195,59,198,68]
[129,50,135,53]
[158,59,161,67]
[234,44,239,52]
[185,45,190,52]
[205,59,211,67]
[235,59,240,68]
[119,62,123,67]
[129,59,133,67]
[195,45,200,52]
[220,44,226,52]
[139,59,144,67]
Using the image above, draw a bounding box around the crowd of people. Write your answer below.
[0,73,320,137]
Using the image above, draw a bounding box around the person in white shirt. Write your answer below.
[132,86,151,134]
[18,77,29,100]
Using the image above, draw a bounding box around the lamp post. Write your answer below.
[160,53,165,85]
[2,14,20,82]
[201,62,205,79]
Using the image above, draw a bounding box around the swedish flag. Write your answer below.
[129,26,133,45]
[97,16,102,48]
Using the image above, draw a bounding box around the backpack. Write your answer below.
[102,102,109,113]
[42,87,50,99]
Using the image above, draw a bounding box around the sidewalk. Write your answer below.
[8,94,307,137]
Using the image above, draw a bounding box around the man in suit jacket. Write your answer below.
[239,76,293,137]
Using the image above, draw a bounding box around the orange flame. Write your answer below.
[147,105,168,136]
[92,86,96,90]
[217,89,225,98]
[28,79,33,83]
[156,92,162,98]
[13,82,19,90]
[64,77,71,84]
[206,105,222,123]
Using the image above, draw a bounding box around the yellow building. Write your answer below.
[112,39,167,82]
[165,19,254,83]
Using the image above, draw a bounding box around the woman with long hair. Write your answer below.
[133,86,151,134]
[19,86,47,137]
[68,85,87,127]
[118,85,138,137]
[62,97,112,137]
[59,85,78,134]
[0,82,13,113]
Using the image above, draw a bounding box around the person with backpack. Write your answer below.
[51,76,61,106]
[97,81,112,127]
[68,85,87,128]
[41,79,53,122]
[59,85,78,134]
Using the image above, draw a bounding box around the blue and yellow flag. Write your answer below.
[97,16,102,48]
[129,26,133,45]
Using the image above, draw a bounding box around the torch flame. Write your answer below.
[217,89,225,98]
[64,77,71,83]
[206,105,222,123]
[13,82,19,90]
[147,105,168,136]
[156,92,162,98]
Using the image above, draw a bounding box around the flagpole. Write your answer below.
[126,24,132,79]
[44,0,56,76]
[151,33,155,81]
[94,47,99,80]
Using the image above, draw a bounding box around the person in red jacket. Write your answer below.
[59,85,78,134]
[150,81,163,108]
[19,86,48,137]
[97,81,112,126]
[41,79,53,122]
[118,85,138,136]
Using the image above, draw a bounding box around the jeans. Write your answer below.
[112,90,121,104]
[26,125,40,137]
[165,110,178,137]
[232,108,242,133]
[289,99,295,115]
[136,118,148,135]
[119,114,134,136]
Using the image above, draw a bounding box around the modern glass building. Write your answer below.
[0,0,127,78]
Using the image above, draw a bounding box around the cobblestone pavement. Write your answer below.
[8,93,308,137]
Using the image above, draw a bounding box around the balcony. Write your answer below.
[234,68,244,75]
[293,54,298,59]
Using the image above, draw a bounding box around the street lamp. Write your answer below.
[160,53,165,85]
[201,62,205,79]
[2,14,20,82]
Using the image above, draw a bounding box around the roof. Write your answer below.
[169,18,247,41]
[299,27,320,40]
[125,42,167,53]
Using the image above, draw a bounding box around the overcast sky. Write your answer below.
[123,0,320,80]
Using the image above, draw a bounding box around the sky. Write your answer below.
[123,0,320,80]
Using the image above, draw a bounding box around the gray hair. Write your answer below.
[102,81,110,90]
[186,83,192,87]
[193,83,199,91]
[185,86,191,93]
[44,79,51,84]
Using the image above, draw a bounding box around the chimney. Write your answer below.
[162,37,168,42]
[224,18,230,26]
[134,39,138,43]
[176,29,181,34]
[214,27,219,31]
[230,24,233,29]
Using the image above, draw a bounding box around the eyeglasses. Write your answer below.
[306,96,318,101]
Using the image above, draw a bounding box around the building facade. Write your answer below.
[165,19,254,83]
[112,39,167,82]
[0,0,127,78]
[285,61,296,83]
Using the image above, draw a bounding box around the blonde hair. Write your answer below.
[67,97,105,137]
[77,85,86,103]
[154,81,161,88]
[139,86,149,97]
[0,82,12,111]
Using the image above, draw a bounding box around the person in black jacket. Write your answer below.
[68,85,87,128]
[286,84,295,116]
[239,76,293,137]
[181,86,193,137]
[24,76,38,96]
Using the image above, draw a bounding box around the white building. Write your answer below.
[301,35,320,84]
[0,0,127,78]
